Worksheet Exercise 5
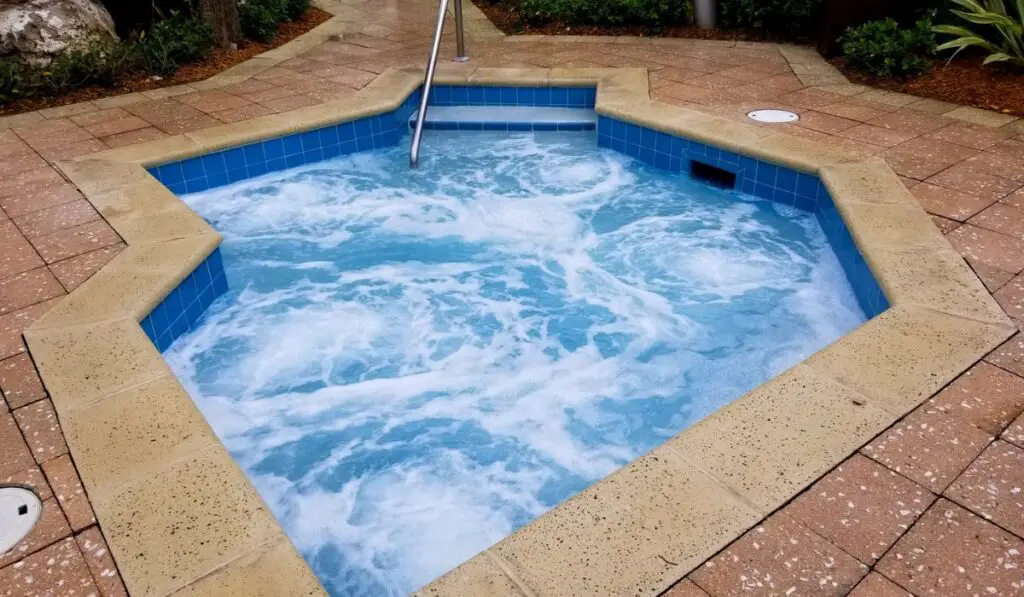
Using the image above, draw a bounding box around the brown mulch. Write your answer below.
[470,0,809,42]
[0,7,332,116]
[833,55,1024,117]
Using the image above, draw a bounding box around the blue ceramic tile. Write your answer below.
[796,172,819,199]
[207,170,230,188]
[776,168,799,193]
[223,147,247,171]
[755,162,778,186]
[242,143,265,165]
[157,162,184,185]
[200,152,227,176]
[499,87,517,104]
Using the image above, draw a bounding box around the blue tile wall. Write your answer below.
[419,121,594,132]
[596,114,888,318]
[428,86,596,108]
[140,248,229,352]
[148,110,408,195]
[147,86,885,321]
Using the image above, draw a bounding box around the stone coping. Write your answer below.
[22,63,1015,597]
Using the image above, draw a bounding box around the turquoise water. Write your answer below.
[166,131,865,596]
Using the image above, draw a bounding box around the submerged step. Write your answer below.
[409,106,597,131]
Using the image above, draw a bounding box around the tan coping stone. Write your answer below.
[167,537,328,597]
[29,235,219,329]
[93,92,148,110]
[215,57,285,79]
[190,74,252,91]
[58,374,220,499]
[25,318,171,411]
[183,113,296,152]
[109,204,217,245]
[798,74,849,87]
[747,132,860,173]
[87,179,185,219]
[87,135,201,166]
[38,101,99,119]
[838,201,950,252]
[666,363,892,513]
[56,158,154,195]
[0,110,45,129]
[820,157,914,205]
[470,68,553,86]
[813,83,872,97]
[92,446,284,597]
[489,450,761,597]
[945,105,1018,128]
[141,84,199,100]
[547,68,620,86]
[806,306,1014,416]
[411,553,526,597]
[864,243,1010,325]
[791,62,844,76]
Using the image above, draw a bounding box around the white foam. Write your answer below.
[168,131,866,596]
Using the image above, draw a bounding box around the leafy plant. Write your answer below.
[284,0,312,20]
[36,37,134,95]
[933,0,1024,66]
[0,58,31,102]
[518,0,692,27]
[240,0,290,42]
[132,10,216,76]
[719,0,822,37]
[841,18,937,77]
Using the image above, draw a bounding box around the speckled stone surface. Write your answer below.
[861,406,993,492]
[1004,412,1024,449]
[847,573,914,597]
[986,335,1024,378]
[42,454,97,532]
[0,537,99,597]
[76,527,129,597]
[783,454,935,564]
[13,399,69,464]
[689,513,868,596]
[945,440,1024,537]
[877,499,1024,597]
[662,579,711,597]
[494,450,761,597]
[0,353,47,409]
[929,361,1024,435]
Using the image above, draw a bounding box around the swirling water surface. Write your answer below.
[165,131,865,596]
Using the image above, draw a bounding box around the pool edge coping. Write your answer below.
[23,66,1015,597]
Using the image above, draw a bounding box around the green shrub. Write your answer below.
[240,0,289,42]
[284,0,312,20]
[841,18,937,77]
[132,11,215,77]
[37,37,133,95]
[0,58,31,102]
[719,0,822,37]
[518,0,693,27]
[934,0,1024,67]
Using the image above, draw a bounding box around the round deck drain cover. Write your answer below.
[747,109,799,123]
[0,487,42,553]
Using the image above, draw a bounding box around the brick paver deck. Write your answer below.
[3,0,1024,595]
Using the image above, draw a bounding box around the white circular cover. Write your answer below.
[747,109,800,123]
[0,487,42,553]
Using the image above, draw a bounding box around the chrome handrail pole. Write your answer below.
[409,0,450,168]
[453,0,468,62]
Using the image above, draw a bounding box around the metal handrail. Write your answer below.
[410,0,467,167]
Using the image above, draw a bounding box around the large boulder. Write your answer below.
[0,0,118,65]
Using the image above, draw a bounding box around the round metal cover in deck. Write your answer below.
[0,487,42,553]
[747,109,800,123]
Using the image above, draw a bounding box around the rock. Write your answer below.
[0,0,119,65]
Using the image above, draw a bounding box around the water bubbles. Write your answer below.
[168,131,865,596]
